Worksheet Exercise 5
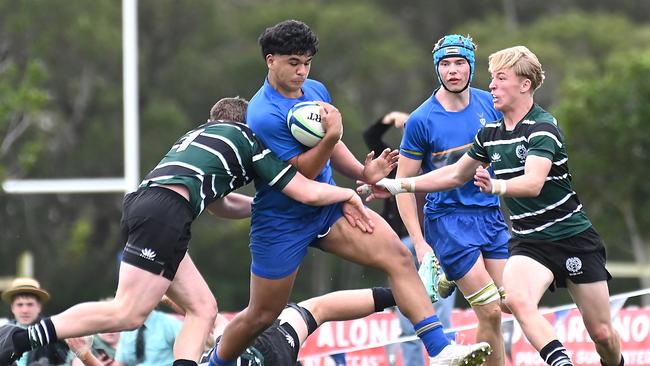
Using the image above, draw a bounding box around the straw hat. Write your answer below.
[1,277,50,304]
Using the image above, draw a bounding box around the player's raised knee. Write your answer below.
[381,240,413,268]
[588,323,616,346]
[478,302,502,325]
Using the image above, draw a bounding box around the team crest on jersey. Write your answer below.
[490,152,501,162]
[515,144,527,162]
[477,113,486,126]
[566,257,583,276]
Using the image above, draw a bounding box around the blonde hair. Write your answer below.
[488,46,545,92]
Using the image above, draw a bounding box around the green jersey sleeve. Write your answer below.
[467,128,490,163]
[251,138,297,191]
[527,122,562,161]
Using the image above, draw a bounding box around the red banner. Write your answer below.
[298,307,650,366]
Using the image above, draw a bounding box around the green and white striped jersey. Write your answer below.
[141,120,296,217]
[468,104,591,240]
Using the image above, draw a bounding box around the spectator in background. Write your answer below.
[363,111,457,366]
[112,310,181,366]
[1,278,69,366]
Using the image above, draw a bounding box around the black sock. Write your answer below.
[173,359,198,366]
[540,339,573,366]
[601,355,624,366]
[12,328,31,354]
[26,318,58,349]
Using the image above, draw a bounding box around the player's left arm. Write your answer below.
[287,103,341,179]
[205,193,253,219]
[282,173,375,233]
[474,156,551,197]
[475,122,558,197]
[330,143,398,184]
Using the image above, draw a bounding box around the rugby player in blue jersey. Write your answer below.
[210,20,491,366]
[396,34,510,366]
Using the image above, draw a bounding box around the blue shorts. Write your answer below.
[250,202,344,279]
[424,207,509,281]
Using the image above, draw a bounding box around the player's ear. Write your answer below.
[265,54,274,68]
[520,77,532,94]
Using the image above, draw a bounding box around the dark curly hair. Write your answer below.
[258,19,319,59]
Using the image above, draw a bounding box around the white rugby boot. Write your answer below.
[429,342,492,366]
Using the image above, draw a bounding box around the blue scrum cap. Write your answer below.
[432,34,476,88]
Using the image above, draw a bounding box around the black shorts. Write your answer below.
[207,319,299,366]
[120,186,194,280]
[509,227,612,291]
[206,304,314,366]
[253,319,300,366]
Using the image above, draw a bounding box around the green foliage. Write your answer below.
[67,218,93,258]
[0,60,50,174]
[462,12,650,106]
[554,49,650,258]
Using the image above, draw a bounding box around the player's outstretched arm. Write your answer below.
[359,154,483,200]
[331,146,399,184]
[361,148,399,184]
[282,173,374,232]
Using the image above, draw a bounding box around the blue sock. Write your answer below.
[414,315,450,357]
[208,351,236,366]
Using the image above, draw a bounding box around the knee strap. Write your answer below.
[465,281,500,306]
[498,286,507,300]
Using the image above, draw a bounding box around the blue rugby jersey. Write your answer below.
[400,87,502,219]
[247,78,334,219]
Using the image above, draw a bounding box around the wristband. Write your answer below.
[402,178,415,193]
[377,178,415,195]
[490,179,507,196]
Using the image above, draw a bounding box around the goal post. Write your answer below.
[1,0,139,196]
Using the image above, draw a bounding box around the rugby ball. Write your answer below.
[287,101,326,147]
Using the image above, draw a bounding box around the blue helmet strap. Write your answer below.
[436,55,472,94]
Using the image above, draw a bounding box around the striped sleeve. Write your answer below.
[251,139,297,190]
[527,122,562,160]
[467,127,490,163]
